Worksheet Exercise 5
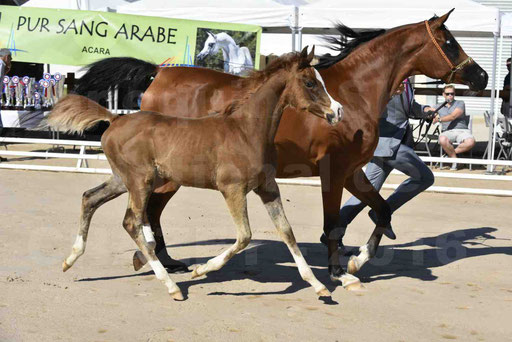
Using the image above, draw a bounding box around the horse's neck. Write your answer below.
[217,36,240,62]
[234,73,287,145]
[338,27,420,121]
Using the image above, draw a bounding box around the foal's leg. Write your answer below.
[62,175,127,272]
[254,180,330,296]
[191,185,252,279]
[123,177,183,300]
[132,186,189,273]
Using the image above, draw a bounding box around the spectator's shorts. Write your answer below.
[440,129,474,144]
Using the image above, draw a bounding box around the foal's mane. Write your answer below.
[221,52,303,116]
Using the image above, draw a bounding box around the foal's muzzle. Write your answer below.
[326,105,344,125]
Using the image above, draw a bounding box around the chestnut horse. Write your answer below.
[49,49,344,299]
[74,11,488,286]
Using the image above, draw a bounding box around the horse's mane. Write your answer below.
[216,32,237,45]
[316,16,449,70]
[315,23,386,70]
[221,52,303,116]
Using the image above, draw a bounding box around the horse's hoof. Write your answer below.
[191,267,201,279]
[347,255,359,275]
[317,287,331,297]
[341,274,364,291]
[62,261,71,272]
[133,251,146,271]
[170,290,185,301]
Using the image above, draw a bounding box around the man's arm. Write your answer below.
[434,102,465,123]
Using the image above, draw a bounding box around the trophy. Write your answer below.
[22,76,31,109]
[2,75,10,107]
[12,76,23,108]
[49,78,57,107]
[8,77,15,108]
[34,90,41,110]
[53,72,65,101]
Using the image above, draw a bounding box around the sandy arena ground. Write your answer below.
[1,169,512,341]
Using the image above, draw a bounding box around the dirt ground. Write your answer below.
[1,169,512,342]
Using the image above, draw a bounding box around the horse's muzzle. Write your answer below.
[463,63,488,91]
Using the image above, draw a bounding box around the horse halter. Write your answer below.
[424,20,473,83]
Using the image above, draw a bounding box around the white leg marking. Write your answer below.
[314,69,344,122]
[148,259,181,297]
[356,244,371,266]
[65,235,85,267]
[290,249,329,295]
[142,224,156,250]
[349,244,371,274]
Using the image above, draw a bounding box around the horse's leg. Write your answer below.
[62,174,127,272]
[347,146,435,274]
[343,168,392,274]
[191,185,252,279]
[123,176,183,300]
[319,161,362,290]
[253,180,330,297]
[132,185,188,273]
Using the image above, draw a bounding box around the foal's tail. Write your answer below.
[73,57,158,98]
[46,95,118,135]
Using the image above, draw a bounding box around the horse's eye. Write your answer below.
[446,40,451,45]
[305,80,315,88]
[208,43,214,47]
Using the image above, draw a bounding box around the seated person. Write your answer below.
[501,57,510,118]
[434,85,475,170]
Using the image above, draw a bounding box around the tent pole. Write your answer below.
[491,23,505,173]
[290,6,303,52]
[487,32,499,172]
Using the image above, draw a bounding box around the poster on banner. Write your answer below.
[0,5,261,74]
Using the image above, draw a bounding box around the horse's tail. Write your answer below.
[46,95,118,135]
[73,57,158,99]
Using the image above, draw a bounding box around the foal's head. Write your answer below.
[417,9,488,91]
[280,47,343,124]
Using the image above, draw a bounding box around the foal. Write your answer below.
[49,48,339,299]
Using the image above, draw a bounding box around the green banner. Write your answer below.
[0,6,261,73]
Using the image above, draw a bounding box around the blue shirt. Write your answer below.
[438,100,468,131]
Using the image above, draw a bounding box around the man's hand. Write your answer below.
[424,108,436,122]
[433,115,441,124]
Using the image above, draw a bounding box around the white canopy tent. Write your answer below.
[22,0,134,11]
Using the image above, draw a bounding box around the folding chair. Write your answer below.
[483,111,512,161]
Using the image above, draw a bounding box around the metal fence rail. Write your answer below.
[1,137,511,196]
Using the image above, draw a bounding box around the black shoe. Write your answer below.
[368,209,396,240]
[0,157,6,162]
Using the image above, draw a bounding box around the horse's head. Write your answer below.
[286,46,344,125]
[418,9,488,91]
[197,31,219,61]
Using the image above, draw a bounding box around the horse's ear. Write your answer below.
[206,30,215,38]
[307,46,315,64]
[431,9,454,29]
[300,46,309,59]
[299,46,311,69]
